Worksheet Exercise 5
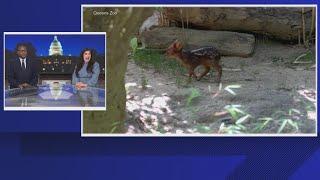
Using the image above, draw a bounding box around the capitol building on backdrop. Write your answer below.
[39,36,104,75]
[49,36,64,56]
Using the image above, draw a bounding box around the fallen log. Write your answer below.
[164,7,313,41]
[140,27,255,57]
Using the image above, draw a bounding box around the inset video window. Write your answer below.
[81,5,316,136]
[4,32,106,110]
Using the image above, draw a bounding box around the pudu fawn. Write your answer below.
[165,40,222,83]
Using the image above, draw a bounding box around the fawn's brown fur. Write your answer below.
[165,40,222,83]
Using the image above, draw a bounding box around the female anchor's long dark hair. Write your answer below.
[75,48,97,77]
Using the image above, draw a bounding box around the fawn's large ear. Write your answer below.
[174,41,183,50]
[172,39,179,48]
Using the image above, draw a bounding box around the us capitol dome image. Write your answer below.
[49,36,63,56]
[39,35,105,84]
[41,35,75,74]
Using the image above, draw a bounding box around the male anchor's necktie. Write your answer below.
[22,59,26,70]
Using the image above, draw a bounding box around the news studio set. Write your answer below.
[0,1,318,179]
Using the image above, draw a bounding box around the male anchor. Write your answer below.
[8,43,39,89]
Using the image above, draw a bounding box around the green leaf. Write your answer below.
[237,124,247,130]
[218,123,226,132]
[272,111,287,119]
[187,88,201,106]
[195,125,211,133]
[289,108,301,116]
[225,85,242,89]
[277,119,289,133]
[287,120,299,131]
[226,109,239,120]
[225,88,236,95]
[294,51,314,64]
[233,108,246,115]
[111,121,120,126]
[224,105,245,120]
[225,105,242,108]
[110,126,118,133]
[130,37,138,54]
[236,114,251,125]
[254,118,272,132]
[258,117,273,121]
[224,85,241,95]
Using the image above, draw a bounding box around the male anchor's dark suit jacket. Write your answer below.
[8,58,39,89]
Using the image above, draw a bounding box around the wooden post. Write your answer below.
[301,8,307,46]
[298,28,301,45]
[309,7,315,44]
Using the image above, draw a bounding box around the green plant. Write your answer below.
[218,105,251,134]
[253,108,301,133]
[156,125,167,134]
[224,105,247,120]
[130,37,138,54]
[277,119,299,133]
[224,85,241,96]
[218,122,247,134]
[195,125,211,133]
[141,73,148,90]
[271,56,284,63]
[186,88,201,106]
[175,76,183,88]
[155,7,163,11]
[253,117,273,132]
[293,51,314,64]
[109,121,121,133]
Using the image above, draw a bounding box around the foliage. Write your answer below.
[130,37,138,54]
[141,73,148,90]
[224,85,241,96]
[186,88,201,106]
[194,125,211,133]
[132,49,186,75]
[109,121,121,133]
[219,105,251,134]
[293,50,314,64]
[224,105,247,120]
[252,109,301,133]
[219,122,247,134]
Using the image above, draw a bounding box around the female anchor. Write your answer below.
[72,48,100,88]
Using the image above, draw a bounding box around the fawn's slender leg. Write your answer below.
[188,67,197,79]
[198,65,210,81]
[188,70,193,78]
[213,61,222,83]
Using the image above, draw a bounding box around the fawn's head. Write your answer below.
[165,40,183,58]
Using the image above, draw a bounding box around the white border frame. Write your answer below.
[3,32,107,111]
[81,4,317,137]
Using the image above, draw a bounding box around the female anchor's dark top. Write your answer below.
[72,62,100,87]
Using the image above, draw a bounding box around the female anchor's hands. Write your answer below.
[75,82,88,89]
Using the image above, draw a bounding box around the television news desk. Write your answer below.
[5,84,105,108]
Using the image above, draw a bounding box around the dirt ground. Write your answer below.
[124,41,316,134]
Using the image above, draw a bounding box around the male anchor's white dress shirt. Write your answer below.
[19,58,26,69]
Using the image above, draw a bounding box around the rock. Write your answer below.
[140,27,255,57]
[164,7,314,41]
[139,11,161,34]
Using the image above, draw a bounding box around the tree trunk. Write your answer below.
[82,7,153,133]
